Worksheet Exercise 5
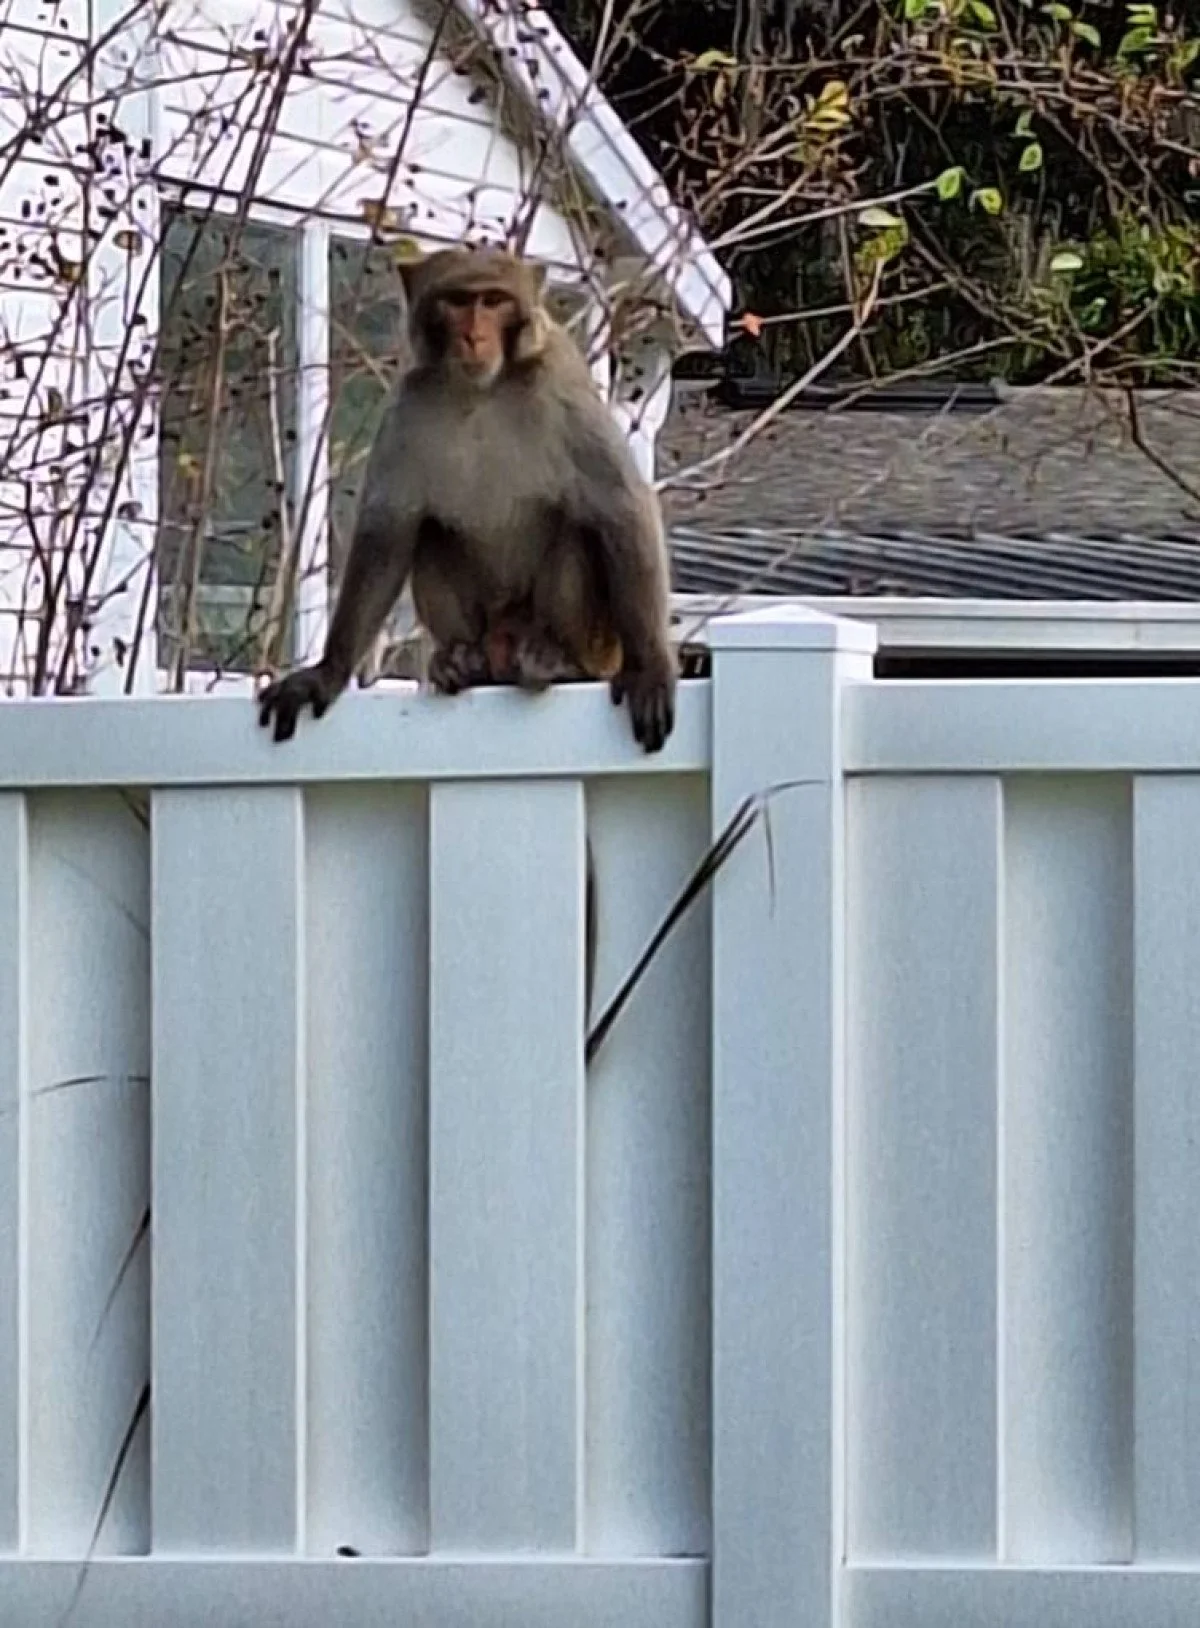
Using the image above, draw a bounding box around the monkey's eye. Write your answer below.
[480,289,508,309]
[442,289,474,309]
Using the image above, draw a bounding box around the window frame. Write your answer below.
[145,200,332,695]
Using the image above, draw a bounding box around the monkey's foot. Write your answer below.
[427,640,492,695]
[510,632,586,692]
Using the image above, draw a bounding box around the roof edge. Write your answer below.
[451,0,732,348]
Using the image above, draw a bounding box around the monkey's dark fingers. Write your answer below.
[257,690,299,743]
[257,668,328,743]
[429,641,491,695]
[634,689,674,754]
[258,685,293,741]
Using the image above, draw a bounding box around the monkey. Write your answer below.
[256,242,677,753]
[257,243,678,1025]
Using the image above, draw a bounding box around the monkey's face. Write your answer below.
[437,286,518,386]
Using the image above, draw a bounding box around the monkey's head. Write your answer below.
[400,246,549,386]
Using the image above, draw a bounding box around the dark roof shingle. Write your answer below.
[659,385,1200,599]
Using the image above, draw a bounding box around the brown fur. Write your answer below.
[257,243,676,753]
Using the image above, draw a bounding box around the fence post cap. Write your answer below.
[706,603,878,654]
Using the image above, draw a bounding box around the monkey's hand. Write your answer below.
[611,661,676,754]
[257,663,341,743]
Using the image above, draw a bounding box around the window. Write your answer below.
[327,236,407,566]
[156,207,300,676]
[326,234,419,667]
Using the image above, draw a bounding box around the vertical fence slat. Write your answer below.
[25,792,151,1555]
[845,776,1001,1560]
[428,778,586,1552]
[584,776,711,1558]
[305,785,430,1555]
[1000,777,1134,1563]
[0,795,25,1551]
[708,607,875,1628]
[151,787,305,1552]
[1133,775,1200,1559]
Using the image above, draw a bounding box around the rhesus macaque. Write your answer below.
[256,243,677,752]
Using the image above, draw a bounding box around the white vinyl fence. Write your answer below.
[2,603,1200,1627]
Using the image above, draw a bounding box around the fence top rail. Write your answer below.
[676,593,1200,656]
[0,683,712,789]
[846,675,1200,776]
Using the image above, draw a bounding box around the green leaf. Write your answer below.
[693,48,738,69]
[1176,37,1200,69]
[816,77,850,105]
[859,205,904,228]
[935,164,965,199]
[972,186,1004,214]
[1014,109,1035,137]
[1127,2,1158,25]
[1050,249,1084,272]
[1118,25,1156,52]
[903,0,930,18]
[1019,141,1044,171]
[966,0,998,26]
[1071,19,1102,45]
[1042,2,1072,19]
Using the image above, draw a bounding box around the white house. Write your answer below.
[0,0,730,696]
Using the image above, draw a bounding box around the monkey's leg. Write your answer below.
[518,541,618,692]
[412,540,494,695]
[567,453,676,752]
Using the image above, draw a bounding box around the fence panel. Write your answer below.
[0,683,714,1626]
[304,783,430,1555]
[427,776,588,1553]
[152,786,305,1552]
[584,775,712,1559]
[845,775,1001,1562]
[845,670,1200,1628]
[1001,776,1134,1564]
[1132,776,1200,1560]
[26,793,151,1556]
[0,795,22,1554]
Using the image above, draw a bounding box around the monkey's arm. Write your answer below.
[259,420,421,742]
[566,407,676,752]
[321,505,419,688]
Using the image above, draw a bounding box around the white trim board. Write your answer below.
[672,596,1200,657]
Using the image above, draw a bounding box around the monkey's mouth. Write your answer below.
[454,353,500,382]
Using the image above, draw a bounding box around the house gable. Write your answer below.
[0,0,730,693]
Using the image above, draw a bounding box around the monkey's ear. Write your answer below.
[395,243,428,301]
[512,308,550,364]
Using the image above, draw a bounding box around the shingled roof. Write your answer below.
[658,384,1200,600]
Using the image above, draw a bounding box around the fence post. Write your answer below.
[707,604,876,1628]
